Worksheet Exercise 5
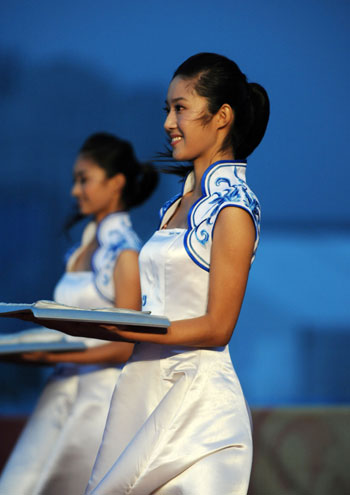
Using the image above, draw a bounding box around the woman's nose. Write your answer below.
[164,109,176,132]
[71,182,79,197]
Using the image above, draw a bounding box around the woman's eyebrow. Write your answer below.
[73,170,85,178]
[165,97,188,105]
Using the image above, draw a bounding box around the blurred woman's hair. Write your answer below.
[66,132,158,230]
[80,132,158,209]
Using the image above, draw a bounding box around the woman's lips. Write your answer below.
[170,136,182,147]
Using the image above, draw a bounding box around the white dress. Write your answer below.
[86,161,261,495]
[0,212,140,495]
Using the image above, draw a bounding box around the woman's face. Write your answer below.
[72,157,121,221]
[164,76,219,164]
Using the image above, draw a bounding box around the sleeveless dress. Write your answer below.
[85,161,261,495]
[0,212,140,495]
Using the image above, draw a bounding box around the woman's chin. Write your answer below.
[78,205,92,216]
[172,149,189,162]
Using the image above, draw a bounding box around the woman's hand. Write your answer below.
[20,351,56,364]
[100,324,164,342]
[26,319,128,342]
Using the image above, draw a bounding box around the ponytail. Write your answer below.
[123,161,159,208]
[235,82,270,159]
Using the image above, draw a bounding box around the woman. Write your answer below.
[0,133,158,495]
[84,53,270,495]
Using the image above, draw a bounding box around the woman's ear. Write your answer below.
[111,173,126,193]
[216,104,234,130]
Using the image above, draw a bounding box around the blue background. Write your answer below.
[0,0,349,413]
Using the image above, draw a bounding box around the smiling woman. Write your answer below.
[72,158,125,222]
[85,53,270,495]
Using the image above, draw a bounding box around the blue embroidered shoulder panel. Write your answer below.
[160,161,261,272]
[158,193,182,227]
[92,212,141,302]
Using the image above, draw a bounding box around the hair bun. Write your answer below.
[125,161,159,209]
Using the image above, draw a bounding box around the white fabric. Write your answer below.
[86,162,255,495]
[54,272,115,348]
[58,211,141,306]
[0,212,139,495]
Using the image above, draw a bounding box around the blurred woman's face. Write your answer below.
[72,157,121,222]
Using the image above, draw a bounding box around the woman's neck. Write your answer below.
[95,205,125,225]
[192,150,234,195]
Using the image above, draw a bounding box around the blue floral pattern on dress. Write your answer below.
[160,161,261,272]
[92,213,141,302]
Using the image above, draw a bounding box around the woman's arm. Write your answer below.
[113,249,142,310]
[21,250,140,365]
[103,207,256,347]
[21,341,134,365]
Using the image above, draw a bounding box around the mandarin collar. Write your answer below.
[183,160,247,195]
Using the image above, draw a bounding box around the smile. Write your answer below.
[171,136,182,146]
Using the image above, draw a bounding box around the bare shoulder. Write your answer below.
[213,206,256,247]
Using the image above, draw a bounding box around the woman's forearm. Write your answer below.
[21,342,134,365]
[103,313,235,348]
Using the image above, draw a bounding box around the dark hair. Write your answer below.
[162,53,269,175]
[65,132,158,232]
[79,132,158,209]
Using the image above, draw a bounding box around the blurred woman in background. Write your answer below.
[0,132,158,495]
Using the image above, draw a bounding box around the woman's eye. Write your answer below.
[163,106,170,114]
[175,105,184,113]
[74,177,87,186]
